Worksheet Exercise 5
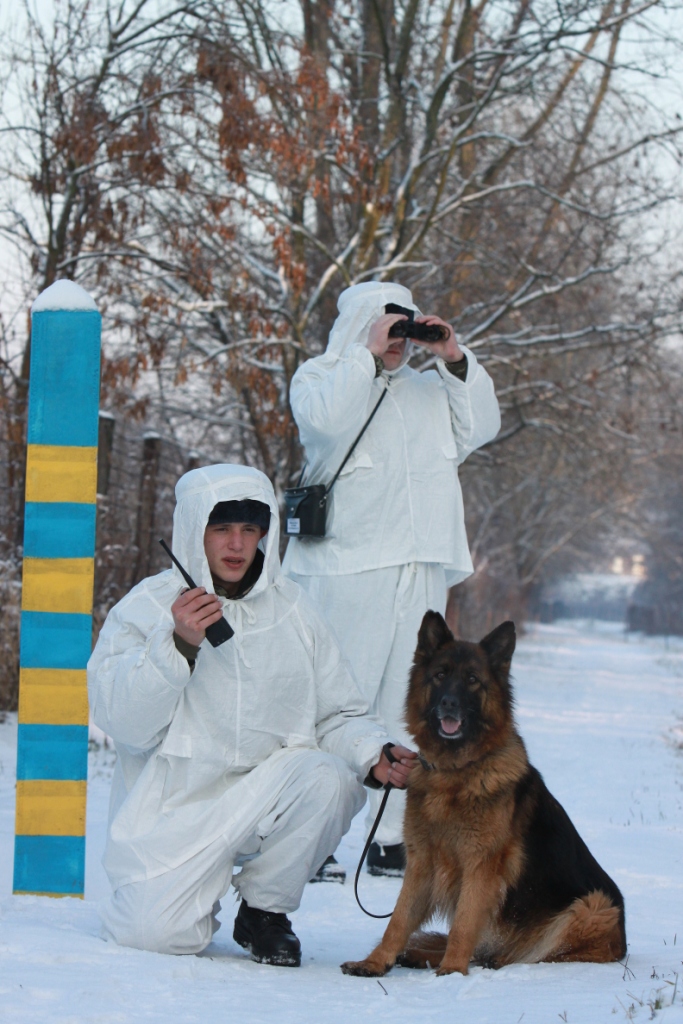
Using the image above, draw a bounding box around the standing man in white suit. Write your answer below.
[88,463,413,966]
[284,281,501,878]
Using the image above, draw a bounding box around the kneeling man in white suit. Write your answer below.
[88,463,413,966]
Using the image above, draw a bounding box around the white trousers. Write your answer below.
[289,563,447,845]
[100,750,365,955]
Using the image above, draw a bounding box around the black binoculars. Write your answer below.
[385,303,449,343]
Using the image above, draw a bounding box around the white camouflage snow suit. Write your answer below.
[88,464,389,954]
[284,281,501,845]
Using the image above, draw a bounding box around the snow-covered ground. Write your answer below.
[1,620,682,1023]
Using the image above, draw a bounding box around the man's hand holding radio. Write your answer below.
[172,587,223,646]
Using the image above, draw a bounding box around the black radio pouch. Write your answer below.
[284,484,327,538]
[284,385,388,538]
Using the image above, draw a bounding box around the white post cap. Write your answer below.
[32,279,98,314]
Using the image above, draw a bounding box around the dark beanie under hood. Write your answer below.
[207,499,271,531]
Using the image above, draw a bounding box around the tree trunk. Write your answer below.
[132,432,161,585]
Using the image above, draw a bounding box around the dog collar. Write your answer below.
[417,752,436,772]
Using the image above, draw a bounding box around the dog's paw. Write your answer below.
[435,961,469,977]
[340,959,390,977]
[473,954,501,970]
[396,951,430,970]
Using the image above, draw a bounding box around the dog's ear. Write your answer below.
[415,610,454,663]
[480,621,516,677]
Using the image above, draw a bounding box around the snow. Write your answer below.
[1,620,682,1023]
[31,280,97,313]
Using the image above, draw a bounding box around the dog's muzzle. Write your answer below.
[435,696,463,739]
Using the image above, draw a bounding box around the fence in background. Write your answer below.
[93,416,206,625]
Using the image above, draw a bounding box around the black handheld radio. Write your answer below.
[159,538,234,647]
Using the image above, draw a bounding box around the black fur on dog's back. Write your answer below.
[503,765,625,938]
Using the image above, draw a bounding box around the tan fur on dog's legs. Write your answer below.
[341,858,434,977]
[398,931,447,969]
[438,864,504,976]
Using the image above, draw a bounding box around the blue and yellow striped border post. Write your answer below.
[14,280,101,897]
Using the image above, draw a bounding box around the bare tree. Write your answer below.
[0,0,205,537]
[104,0,683,603]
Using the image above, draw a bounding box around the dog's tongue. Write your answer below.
[440,717,461,734]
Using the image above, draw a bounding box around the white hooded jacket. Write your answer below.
[87,465,388,888]
[282,282,501,584]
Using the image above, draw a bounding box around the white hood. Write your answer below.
[171,464,281,598]
[327,281,420,371]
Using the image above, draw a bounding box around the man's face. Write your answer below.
[204,522,266,589]
[382,336,407,371]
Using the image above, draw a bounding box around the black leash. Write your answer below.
[353,742,400,920]
[325,386,388,494]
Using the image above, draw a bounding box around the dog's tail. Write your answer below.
[507,890,626,965]
[396,931,447,970]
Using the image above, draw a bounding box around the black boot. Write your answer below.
[366,841,406,877]
[233,899,302,967]
[309,854,346,884]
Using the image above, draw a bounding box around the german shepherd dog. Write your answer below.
[341,612,626,977]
